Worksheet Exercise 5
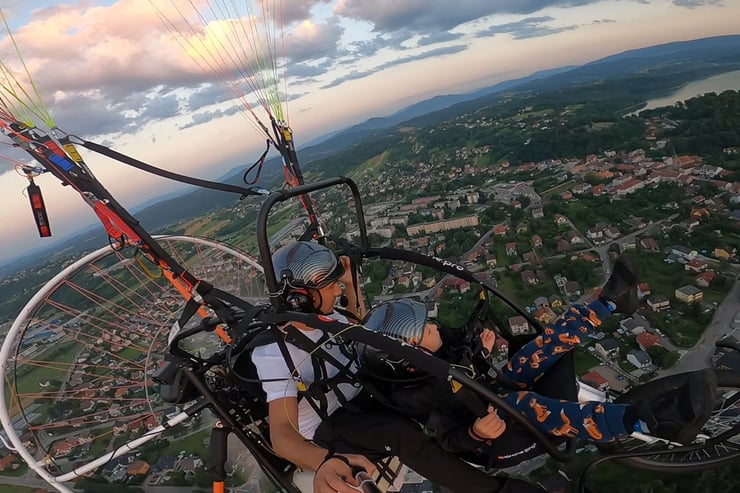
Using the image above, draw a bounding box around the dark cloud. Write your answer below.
[320,68,376,89]
[593,19,617,23]
[320,44,468,89]
[347,36,396,58]
[138,93,182,120]
[419,31,464,46]
[47,93,137,136]
[178,104,242,130]
[187,84,232,112]
[281,0,334,24]
[672,0,722,7]
[478,16,578,40]
[335,0,598,33]
[284,18,344,63]
[44,87,185,139]
[287,62,330,80]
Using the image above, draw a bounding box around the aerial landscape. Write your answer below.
[0,1,739,493]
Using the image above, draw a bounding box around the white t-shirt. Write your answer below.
[252,311,362,439]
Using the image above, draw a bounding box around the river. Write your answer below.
[635,69,740,113]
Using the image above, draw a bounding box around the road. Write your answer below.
[661,277,740,375]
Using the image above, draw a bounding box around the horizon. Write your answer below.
[0,0,738,265]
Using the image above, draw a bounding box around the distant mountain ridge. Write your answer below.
[308,65,578,146]
[2,34,740,273]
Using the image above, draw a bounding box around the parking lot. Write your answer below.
[590,364,630,392]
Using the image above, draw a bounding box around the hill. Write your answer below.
[2,34,739,274]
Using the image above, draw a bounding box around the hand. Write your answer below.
[313,454,377,493]
[338,255,356,287]
[479,328,496,354]
[471,405,506,440]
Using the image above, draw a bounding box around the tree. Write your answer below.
[646,346,679,369]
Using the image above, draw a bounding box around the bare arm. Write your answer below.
[268,398,376,493]
[268,397,325,470]
[339,255,366,320]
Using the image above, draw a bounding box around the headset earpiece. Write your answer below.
[285,288,314,313]
[278,268,313,312]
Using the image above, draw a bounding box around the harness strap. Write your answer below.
[80,139,266,198]
[273,330,334,424]
[282,325,360,408]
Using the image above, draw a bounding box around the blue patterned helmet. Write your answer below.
[272,241,344,291]
[358,299,429,375]
[363,299,428,345]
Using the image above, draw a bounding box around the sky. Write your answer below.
[0,0,738,266]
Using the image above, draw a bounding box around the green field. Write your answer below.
[0,485,37,493]
[573,349,602,376]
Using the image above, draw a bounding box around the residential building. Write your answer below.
[714,246,737,260]
[127,460,150,476]
[675,285,703,304]
[533,307,554,325]
[564,281,581,297]
[508,315,531,336]
[640,237,660,252]
[581,371,609,391]
[406,215,479,236]
[493,224,509,236]
[671,245,697,262]
[636,332,661,351]
[620,315,650,335]
[685,259,709,273]
[647,294,671,312]
[534,296,549,308]
[621,238,637,251]
[695,271,716,288]
[637,283,651,300]
[521,270,537,284]
[595,338,620,359]
[627,349,652,369]
[548,294,563,310]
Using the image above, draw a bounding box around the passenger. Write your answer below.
[360,256,717,466]
[252,241,545,493]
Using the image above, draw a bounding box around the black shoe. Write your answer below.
[600,254,639,315]
[635,369,717,443]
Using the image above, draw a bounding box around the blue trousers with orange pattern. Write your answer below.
[499,300,631,442]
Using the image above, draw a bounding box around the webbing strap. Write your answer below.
[80,139,267,198]
[280,325,359,416]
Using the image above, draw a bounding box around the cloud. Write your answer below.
[346,36,396,58]
[0,0,717,144]
[187,84,232,112]
[280,0,335,25]
[284,18,345,63]
[178,104,242,130]
[48,92,138,136]
[288,61,331,80]
[593,19,617,24]
[419,31,464,46]
[672,0,722,7]
[477,16,579,40]
[138,92,182,120]
[334,0,599,33]
[0,1,363,141]
[320,44,468,89]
